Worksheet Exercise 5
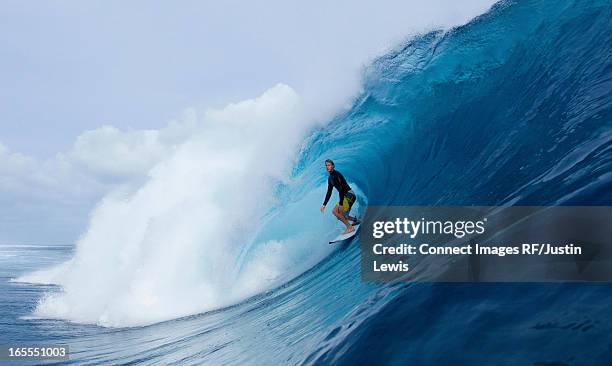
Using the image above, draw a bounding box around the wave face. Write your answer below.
[13,0,612,364]
[294,1,612,364]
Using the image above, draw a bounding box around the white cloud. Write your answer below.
[0,142,36,180]
[65,108,202,180]
[0,142,97,199]
[69,126,166,179]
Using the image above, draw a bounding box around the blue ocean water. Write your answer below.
[2,0,612,364]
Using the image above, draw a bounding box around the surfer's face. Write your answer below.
[325,162,334,172]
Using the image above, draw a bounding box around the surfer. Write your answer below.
[320,159,360,234]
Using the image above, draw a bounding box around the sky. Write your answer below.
[0,0,497,244]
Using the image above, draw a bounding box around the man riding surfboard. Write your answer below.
[320,159,360,234]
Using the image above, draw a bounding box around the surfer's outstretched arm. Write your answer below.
[321,181,333,212]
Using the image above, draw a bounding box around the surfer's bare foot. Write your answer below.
[343,225,354,234]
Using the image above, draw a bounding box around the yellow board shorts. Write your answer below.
[340,190,356,213]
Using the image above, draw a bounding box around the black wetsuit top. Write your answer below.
[323,170,352,206]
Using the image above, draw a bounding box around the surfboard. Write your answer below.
[329,223,360,244]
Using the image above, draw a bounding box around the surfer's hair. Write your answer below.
[325,159,334,167]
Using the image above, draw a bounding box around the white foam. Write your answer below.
[19,84,338,326]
